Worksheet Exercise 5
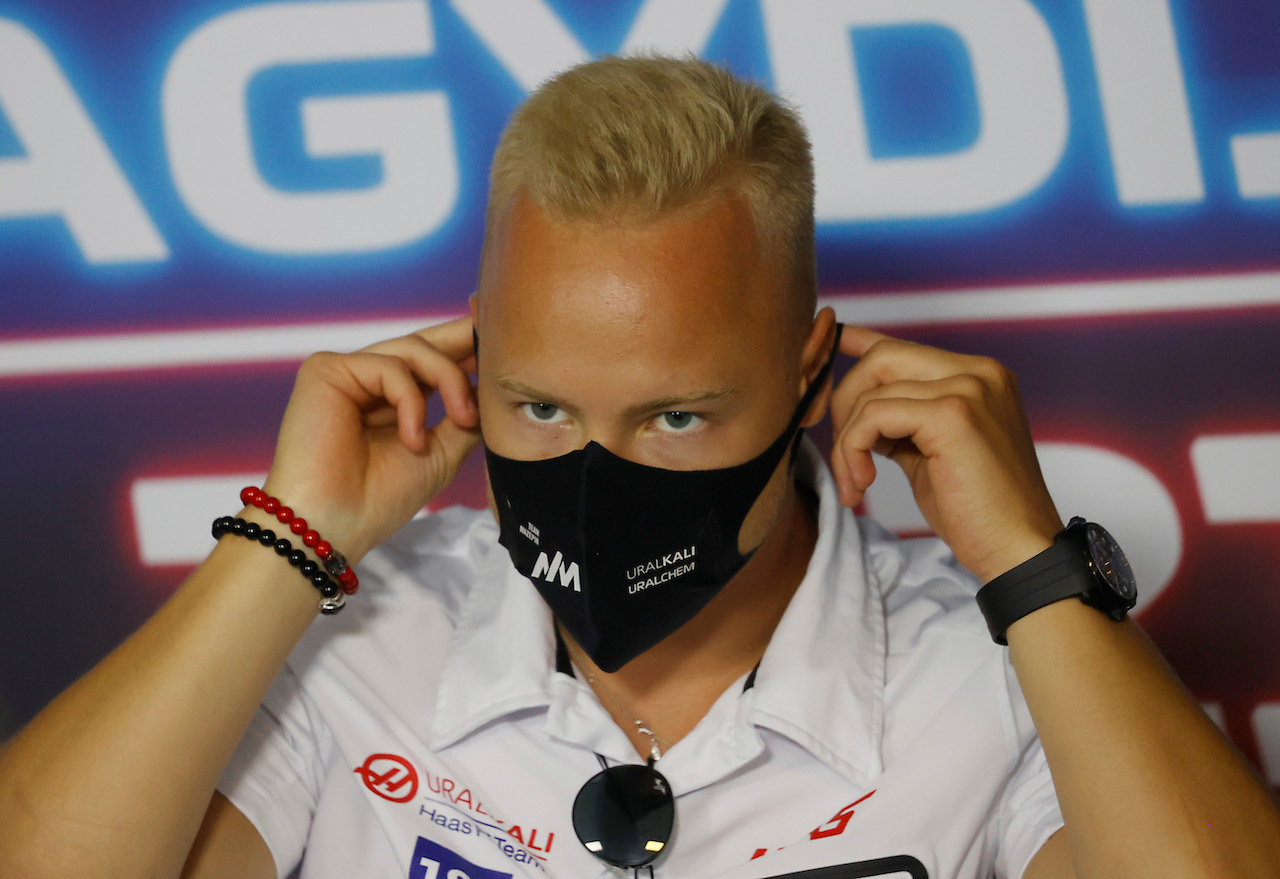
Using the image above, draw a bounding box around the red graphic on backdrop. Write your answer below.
[355,753,420,803]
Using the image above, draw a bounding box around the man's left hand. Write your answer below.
[828,324,1063,583]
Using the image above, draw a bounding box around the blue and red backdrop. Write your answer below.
[2,0,1279,786]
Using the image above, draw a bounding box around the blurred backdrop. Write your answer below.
[2,0,1279,789]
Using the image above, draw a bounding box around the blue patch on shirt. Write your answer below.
[408,836,513,879]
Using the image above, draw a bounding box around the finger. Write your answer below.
[830,408,900,507]
[362,333,478,428]
[428,415,483,472]
[844,375,988,427]
[838,396,962,473]
[363,405,399,432]
[828,422,873,509]
[831,338,990,427]
[838,323,893,359]
[334,352,430,451]
[411,314,476,365]
[833,397,953,505]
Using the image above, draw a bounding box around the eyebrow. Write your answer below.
[495,377,736,415]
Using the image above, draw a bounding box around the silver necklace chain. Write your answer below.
[585,672,671,761]
[632,720,670,762]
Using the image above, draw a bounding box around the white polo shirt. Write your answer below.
[219,441,1063,879]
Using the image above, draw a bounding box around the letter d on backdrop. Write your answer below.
[762,0,1069,222]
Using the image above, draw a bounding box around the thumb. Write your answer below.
[428,417,483,478]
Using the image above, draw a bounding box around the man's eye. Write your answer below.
[521,402,567,424]
[655,411,703,433]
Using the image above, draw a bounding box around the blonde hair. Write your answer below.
[484,55,816,332]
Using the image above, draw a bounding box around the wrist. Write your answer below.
[975,517,1138,645]
[256,482,366,562]
[1004,592,1130,652]
[971,531,1057,585]
[213,512,352,614]
[236,485,363,597]
[210,510,327,607]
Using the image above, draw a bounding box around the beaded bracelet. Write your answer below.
[239,486,359,595]
[212,516,346,615]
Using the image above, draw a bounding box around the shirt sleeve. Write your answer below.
[991,657,1066,879]
[217,663,337,879]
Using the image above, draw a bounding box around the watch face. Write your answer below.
[1085,524,1138,602]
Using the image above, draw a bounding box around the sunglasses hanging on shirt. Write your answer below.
[558,628,763,877]
[558,629,673,875]
[573,753,674,876]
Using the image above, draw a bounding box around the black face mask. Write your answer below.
[481,324,842,672]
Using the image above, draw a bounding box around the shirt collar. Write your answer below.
[430,440,888,786]
[430,528,557,749]
[744,440,887,786]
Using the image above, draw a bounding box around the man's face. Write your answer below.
[474,190,808,550]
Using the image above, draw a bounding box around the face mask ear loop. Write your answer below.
[788,321,844,460]
[473,329,487,449]
[576,437,593,620]
[803,321,843,418]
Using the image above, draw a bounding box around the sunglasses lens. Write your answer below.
[572,763,675,867]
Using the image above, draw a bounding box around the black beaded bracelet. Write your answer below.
[212,516,345,614]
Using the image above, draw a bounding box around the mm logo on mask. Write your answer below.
[532,551,580,592]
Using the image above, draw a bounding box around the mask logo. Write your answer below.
[627,545,697,593]
[518,521,540,545]
[531,550,581,592]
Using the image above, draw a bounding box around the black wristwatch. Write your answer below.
[975,517,1138,645]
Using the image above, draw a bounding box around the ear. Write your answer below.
[798,306,839,429]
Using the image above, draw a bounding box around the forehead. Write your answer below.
[476,192,793,392]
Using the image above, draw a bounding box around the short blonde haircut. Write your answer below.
[484,55,816,334]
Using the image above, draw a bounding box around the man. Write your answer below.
[2,56,1279,879]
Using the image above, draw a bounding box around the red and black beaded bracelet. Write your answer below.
[239,486,359,594]
[211,516,345,614]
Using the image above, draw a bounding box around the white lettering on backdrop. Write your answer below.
[2,0,1276,262]
[162,0,458,255]
[0,19,168,263]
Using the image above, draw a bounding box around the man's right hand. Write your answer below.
[0,314,485,879]
[260,315,482,563]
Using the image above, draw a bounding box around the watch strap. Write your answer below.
[975,540,1092,645]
